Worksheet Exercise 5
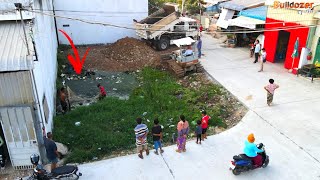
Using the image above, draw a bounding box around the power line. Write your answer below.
[27,9,318,27]
[25,9,317,34]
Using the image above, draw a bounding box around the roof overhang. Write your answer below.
[0,21,34,72]
[216,8,235,29]
[179,17,197,22]
[229,16,265,29]
[172,37,195,47]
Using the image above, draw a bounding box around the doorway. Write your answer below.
[0,122,10,169]
[314,37,320,63]
[275,30,290,62]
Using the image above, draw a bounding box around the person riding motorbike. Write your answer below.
[243,133,264,167]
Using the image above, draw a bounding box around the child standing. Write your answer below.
[97,84,107,100]
[152,118,164,155]
[195,120,202,144]
[201,111,211,141]
[134,118,149,159]
[258,48,267,72]
[264,79,279,106]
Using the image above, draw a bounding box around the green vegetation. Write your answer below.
[56,45,70,90]
[54,68,228,163]
[149,0,205,14]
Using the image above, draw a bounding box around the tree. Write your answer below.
[148,0,206,15]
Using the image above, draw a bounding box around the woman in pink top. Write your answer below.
[176,115,189,153]
[264,79,279,106]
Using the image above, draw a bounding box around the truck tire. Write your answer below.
[157,38,170,51]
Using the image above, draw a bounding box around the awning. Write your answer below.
[239,6,267,21]
[229,16,265,29]
[172,37,195,47]
[0,21,34,72]
[216,8,235,29]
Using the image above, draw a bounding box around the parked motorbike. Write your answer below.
[0,147,6,169]
[229,143,269,175]
[25,154,82,180]
[0,154,5,168]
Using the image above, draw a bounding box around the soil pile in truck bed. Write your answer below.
[69,37,162,72]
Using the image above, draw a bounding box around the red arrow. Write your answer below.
[58,29,90,74]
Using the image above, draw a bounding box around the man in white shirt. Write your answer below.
[254,40,261,63]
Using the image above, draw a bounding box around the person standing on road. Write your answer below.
[253,40,261,63]
[201,110,211,141]
[152,118,164,155]
[176,115,189,153]
[195,120,202,144]
[197,37,202,59]
[264,79,279,106]
[258,48,267,72]
[134,118,149,159]
[42,127,60,171]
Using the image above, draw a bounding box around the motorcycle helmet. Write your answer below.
[30,154,40,165]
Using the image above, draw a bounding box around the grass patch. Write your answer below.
[54,68,228,163]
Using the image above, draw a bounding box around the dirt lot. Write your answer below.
[61,37,177,72]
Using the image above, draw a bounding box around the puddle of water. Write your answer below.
[65,71,138,99]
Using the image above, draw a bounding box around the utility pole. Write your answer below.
[14,3,30,55]
[182,0,185,15]
[199,0,202,25]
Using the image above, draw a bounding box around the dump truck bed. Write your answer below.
[134,3,180,39]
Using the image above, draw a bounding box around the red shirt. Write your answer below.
[199,26,203,32]
[201,115,210,129]
[99,86,107,96]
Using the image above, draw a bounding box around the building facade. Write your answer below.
[263,1,320,73]
[0,0,57,169]
[54,0,148,45]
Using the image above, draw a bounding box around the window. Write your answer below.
[43,95,49,123]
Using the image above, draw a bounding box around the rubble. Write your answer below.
[56,142,69,155]
[65,37,162,72]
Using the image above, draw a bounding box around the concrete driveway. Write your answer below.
[78,34,320,180]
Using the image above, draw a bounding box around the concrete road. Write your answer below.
[78,34,320,180]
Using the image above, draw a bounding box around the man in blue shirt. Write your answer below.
[197,37,202,58]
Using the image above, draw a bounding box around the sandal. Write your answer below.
[138,154,143,159]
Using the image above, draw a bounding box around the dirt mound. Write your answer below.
[74,37,161,72]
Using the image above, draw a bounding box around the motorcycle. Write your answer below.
[0,146,6,169]
[229,143,269,175]
[24,154,82,180]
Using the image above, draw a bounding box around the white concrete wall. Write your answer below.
[32,0,58,132]
[54,0,148,45]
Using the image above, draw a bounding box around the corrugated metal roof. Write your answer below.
[0,21,34,72]
[219,0,266,11]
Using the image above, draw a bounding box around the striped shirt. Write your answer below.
[134,124,148,146]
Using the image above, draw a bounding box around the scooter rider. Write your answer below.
[244,133,264,167]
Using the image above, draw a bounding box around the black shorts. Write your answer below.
[202,128,207,134]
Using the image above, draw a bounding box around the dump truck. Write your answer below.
[134,3,199,51]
